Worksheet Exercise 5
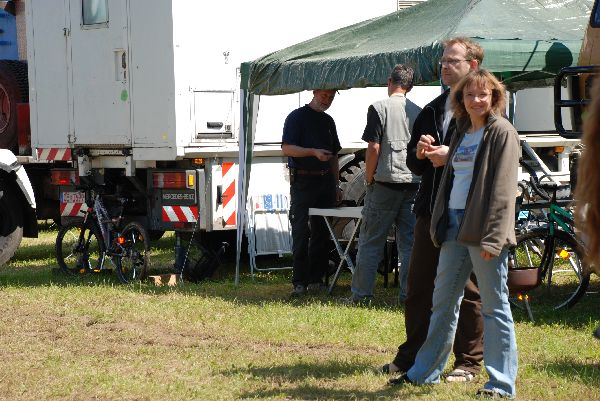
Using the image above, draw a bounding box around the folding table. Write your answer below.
[308,206,363,294]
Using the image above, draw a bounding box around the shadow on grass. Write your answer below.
[0,263,404,312]
[10,227,175,264]
[4,237,599,327]
[11,241,62,261]
[225,360,372,380]
[534,359,600,387]
[238,382,431,401]
[223,360,432,400]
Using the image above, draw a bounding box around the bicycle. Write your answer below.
[55,181,150,283]
[508,160,590,320]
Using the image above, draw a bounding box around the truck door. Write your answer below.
[27,0,71,149]
[68,0,130,146]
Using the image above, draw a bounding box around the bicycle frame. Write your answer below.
[94,195,112,245]
[546,197,574,236]
[538,190,576,271]
[80,188,129,270]
[517,176,575,238]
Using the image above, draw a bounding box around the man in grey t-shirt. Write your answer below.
[348,64,421,304]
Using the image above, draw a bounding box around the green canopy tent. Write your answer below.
[234,0,593,284]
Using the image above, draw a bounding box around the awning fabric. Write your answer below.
[241,0,592,94]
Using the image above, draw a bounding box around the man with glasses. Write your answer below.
[382,37,485,384]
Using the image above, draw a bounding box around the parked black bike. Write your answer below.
[55,181,149,283]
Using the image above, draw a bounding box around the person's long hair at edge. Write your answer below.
[575,78,600,270]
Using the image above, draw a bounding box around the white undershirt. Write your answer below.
[441,95,453,142]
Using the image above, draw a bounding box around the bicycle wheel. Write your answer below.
[115,221,149,283]
[509,229,590,313]
[55,220,105,275]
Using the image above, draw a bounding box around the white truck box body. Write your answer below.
[27,0,417,161]
[27,0,568,158]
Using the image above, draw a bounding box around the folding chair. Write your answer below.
[246,193,293,275]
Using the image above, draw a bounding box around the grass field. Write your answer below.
[0,224,598,401]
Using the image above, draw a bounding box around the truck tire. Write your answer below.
[0,60,28,151]
[0,188,24,266]
[333,157,366,241]
[339,159,366,206]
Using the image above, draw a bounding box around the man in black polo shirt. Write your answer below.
[282,89,342,297]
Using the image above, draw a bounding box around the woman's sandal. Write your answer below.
[445,368,474,383]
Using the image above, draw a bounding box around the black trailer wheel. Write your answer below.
[339,158,366,207]
[332,157,366,241]
[0,61,28,151]
[0,188,23,266]
[323,156,367,278]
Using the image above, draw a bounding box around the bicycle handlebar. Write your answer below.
[74,178,135,205]
[519,159,570,202]
[74,178,106,193]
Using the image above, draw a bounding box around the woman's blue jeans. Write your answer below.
[407,209,518,398]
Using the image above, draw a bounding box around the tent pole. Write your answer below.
[235,89,258,286]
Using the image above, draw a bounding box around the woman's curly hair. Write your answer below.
[575,77,600,270]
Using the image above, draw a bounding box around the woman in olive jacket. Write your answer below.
[393,70,520,399]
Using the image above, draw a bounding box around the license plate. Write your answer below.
[61,191,85,203]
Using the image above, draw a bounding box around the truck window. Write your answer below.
[82,0,108,26]
[592,0,599,28]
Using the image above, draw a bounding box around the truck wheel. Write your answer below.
[333,157,366,241]
[339,159,366,206]
[0,61,28,151]
[0,189,24,266]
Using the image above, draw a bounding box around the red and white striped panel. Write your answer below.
[221,162,236,227]
[60,203,87,217]
[37,148,72,161]
[162,206,198,222]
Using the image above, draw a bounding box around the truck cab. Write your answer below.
[0,148,37,265]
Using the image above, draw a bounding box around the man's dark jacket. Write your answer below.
[406,90,455,217]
